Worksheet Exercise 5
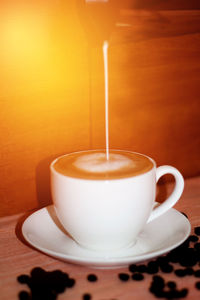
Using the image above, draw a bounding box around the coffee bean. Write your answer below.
[195,281,200,290]
[149,288,164,298]
[83,293,92,300]
[174,269,186,277]
[149,276,165,296]
[47,270,68,293]
[150,275,165,290]
[136,264,147,273]
[30,267,46,280]
[128,264,137,273]
[118,273,130,282]
[178,239,190,249]
[17,275,30,284]
[18,291,30,300]
[131,273,144,281]
[166,250,179,263]
[167,281,176,289]
[153,275,165,285]
[149,289,165,298]
[147,261,159,274]
[179,248,198,267]
[156,256,169,265]
[66,278,76,288]
[160,263,174,273]
[178,288,188,298]
[185,267,194,276]
[195,270,200,278]
[196,249,200,261]
[189,235,199,243]
[194,243,200,250]
[87,274,98,282]
[50,269,75,290]
[195,227,200,236]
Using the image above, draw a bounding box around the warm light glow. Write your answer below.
[0,1,121,99]
[0,2,95,99]
[0,0,120,149]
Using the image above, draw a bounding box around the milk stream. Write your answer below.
[103,40,109,161]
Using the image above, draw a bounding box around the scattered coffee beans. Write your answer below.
[149,276,188,299]
[17,267,75,300]
[16,225,200,299]
[118,229,200,299]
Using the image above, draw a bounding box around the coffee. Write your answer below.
[51,150,184,251]
[53,150,154,180]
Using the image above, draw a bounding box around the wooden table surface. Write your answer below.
[0,176,200,300]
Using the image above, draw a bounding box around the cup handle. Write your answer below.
[147,165,184,223]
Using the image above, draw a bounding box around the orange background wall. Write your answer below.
[0,1,200,216]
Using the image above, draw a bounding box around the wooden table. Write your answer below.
[0,176,200,300]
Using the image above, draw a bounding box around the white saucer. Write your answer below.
[22,205,191,269]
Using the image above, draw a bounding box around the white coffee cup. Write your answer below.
[50,150,184,252]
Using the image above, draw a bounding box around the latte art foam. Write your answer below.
[73,153,135,173]
[53,150,154,180]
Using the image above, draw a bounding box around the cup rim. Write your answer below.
[50,149,156,181]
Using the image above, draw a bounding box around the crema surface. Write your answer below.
[53,150,154,180]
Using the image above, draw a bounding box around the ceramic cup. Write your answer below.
[50,150,184,252]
